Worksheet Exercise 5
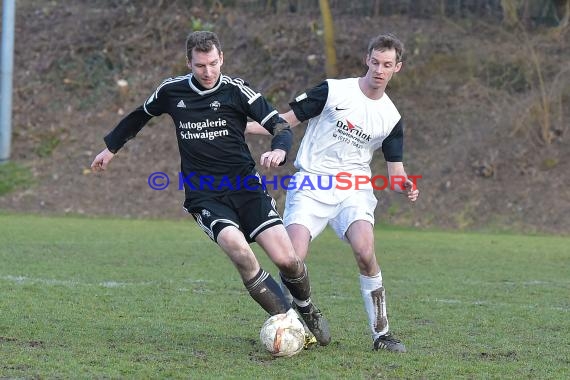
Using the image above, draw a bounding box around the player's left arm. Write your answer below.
[245,120,272,135]
[386,161,419,202]
[245,117,291,168]
[240,90,292,167]
[260,116,292,168]
[382,119,419,202]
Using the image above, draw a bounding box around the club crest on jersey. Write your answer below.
[210,100,221,111]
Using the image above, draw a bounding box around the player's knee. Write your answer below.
[354,249,377,271]
[224,244,257,268]
[273,253,302,276]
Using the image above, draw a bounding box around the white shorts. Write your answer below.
[283,188,377,241]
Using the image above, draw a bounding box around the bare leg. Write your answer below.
[216,226,289,315]
[286,223,312,261]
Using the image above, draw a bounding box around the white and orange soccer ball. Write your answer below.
[260,310,305,357]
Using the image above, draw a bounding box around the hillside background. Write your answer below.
[0,0,568,234]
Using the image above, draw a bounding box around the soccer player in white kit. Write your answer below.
[256,33,419,352]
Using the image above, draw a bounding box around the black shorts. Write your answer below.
[187,189,282,243]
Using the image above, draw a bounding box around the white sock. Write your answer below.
[293,298,311,309]
[360,272,389,339]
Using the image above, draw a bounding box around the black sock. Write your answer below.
[280,264,311,302]
[244,268,290,315]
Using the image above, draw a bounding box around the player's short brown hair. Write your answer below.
[367,33,404,63]
[186,31,222,60]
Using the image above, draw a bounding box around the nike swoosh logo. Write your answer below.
[335,106,348,111]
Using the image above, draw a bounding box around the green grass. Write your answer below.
[0,162,34,196]
[0,213,568,379]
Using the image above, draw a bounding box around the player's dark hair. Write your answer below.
[186,31,222,60]
[367,33,404,63]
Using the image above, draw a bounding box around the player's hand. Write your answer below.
[91,148,115,172]
[260,149,286,168]
[404,178,419,202]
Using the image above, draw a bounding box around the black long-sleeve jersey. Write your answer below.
[104,74,288,209]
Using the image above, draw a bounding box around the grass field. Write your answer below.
[0,213,568,379]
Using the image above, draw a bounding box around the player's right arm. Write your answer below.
[90,106,152,173]
[279,110,301,128]
[91,80,168,172]
[90,148,115,172]
[286,81,328,126]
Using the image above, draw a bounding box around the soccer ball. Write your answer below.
[260,310,305,357]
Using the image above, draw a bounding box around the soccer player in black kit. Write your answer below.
[90,31,330,346]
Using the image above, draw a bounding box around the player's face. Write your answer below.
[364,48,402,89]
[188,47,223,89]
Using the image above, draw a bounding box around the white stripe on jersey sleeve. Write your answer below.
[143,93,159,116]
[248,93,261,104]
[144,75,190,116]
[260,110,278,126]
[221,75,260,102]
[231,77,257,98]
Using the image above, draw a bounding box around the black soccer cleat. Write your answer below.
[373,332,406,353]
[294,303,331,346]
